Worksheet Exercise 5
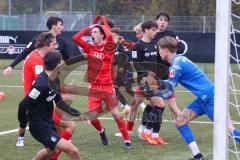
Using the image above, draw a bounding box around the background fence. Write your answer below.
[0,12,216,32]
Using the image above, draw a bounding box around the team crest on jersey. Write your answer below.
[93,52,104,60]
[51,136,57,142]
[35,65,43,75]
[169,69,175,78]
[105,42,116,52]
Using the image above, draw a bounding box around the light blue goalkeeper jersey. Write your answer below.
[168,55,214,101]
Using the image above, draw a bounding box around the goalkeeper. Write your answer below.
[146,36,240,160]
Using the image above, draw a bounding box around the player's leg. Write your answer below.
[127,93,145,132]
[138,103,152,139]
[16,103,29,147]
[32,148,57,160]
[141,96,166,145]
[115,74,131,115]
[115,85,130,114]
[88,89,108,145]
[110,107,133,149]
[104,85,133,149]
[50,109,76,160]
[204,95,240,143]
[175,98,204,160]
[33,139,80,160]
[228,121,240,142]
[16,127,26,147]
[55,138,80,160]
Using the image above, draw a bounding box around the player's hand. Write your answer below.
[3,66,13,76]
[79,114,90,124]
[16,128,26,137]
[118,68,124,73]
[61,93,74,101]
[148,71,156,77]
[118,36,125,44]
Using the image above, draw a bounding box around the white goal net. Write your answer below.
[228,0,240,159]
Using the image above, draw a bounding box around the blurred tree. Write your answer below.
[0,0,8,15]
[0,0,217,16]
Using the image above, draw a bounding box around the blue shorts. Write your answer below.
[30,126,61,151]
[187,95,214,121]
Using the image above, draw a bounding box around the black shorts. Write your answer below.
[115,72,133,87]
[29,125,61,151]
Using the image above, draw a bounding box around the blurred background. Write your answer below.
[0,0,220,32]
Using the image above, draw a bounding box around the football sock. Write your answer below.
[189,141,201,156]
[141,104,152,126]
[19,131,25,137]
[115,116,130,141]
[90,119,103,132]
[177,124,195,144]
[127,121,134,131]
[152,106,165,133]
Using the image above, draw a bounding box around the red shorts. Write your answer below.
[52,108,63,126]
[88,83,118,113]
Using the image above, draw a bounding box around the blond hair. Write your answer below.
[133,23,142,32]
[157,36,178,53]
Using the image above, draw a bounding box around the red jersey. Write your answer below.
[73,26,115,85]
[22,49,44,96]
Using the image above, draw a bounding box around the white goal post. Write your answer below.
[213,0,231,160]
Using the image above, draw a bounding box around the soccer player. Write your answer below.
[117,22,146,115]
[112,29,135,115]
[18,32,77,160]
[3,17,77,150]
[18,52,84,160]
[73,17,133,149]
[154,11,185,54]
[3,16,70,76]
[154,36,240,160]
[128,20,167,145]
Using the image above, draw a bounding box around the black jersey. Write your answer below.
[114,43,132,72]
[9,35,69,68]
[131,40,168,81]
[18,71,80,129]
[154,30,185,54]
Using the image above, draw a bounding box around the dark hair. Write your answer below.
[141,20,158,32]
[35,32,56,48]
[157,36,178,53]
[44,52,61,71]
[46,16,63,30]
[156,12,170,21]
[93,25,106,39]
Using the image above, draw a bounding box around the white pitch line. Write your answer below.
[0,85,23,88]
[0,118,213,136]
[0,127,29,136]
[0,85,191,93]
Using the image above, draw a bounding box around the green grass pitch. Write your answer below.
[0,60,239,160]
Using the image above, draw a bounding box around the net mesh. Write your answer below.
[228,1,240,159]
